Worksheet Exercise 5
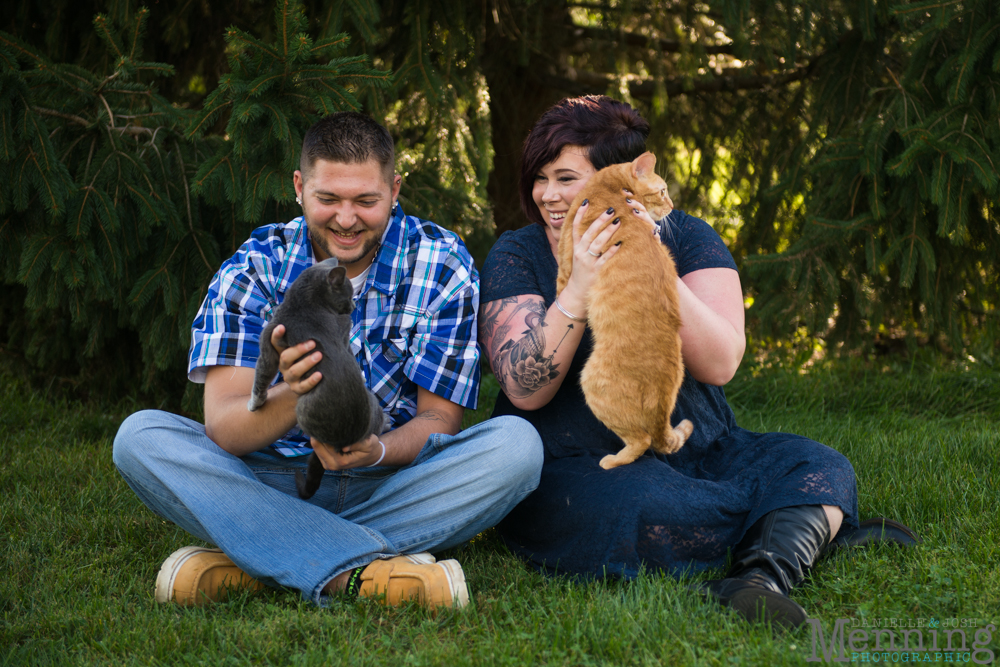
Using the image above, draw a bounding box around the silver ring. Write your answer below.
[587,249,601,257]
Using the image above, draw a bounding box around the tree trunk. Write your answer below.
[481,4,570,238]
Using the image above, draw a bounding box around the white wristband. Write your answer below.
[373,440,386,466]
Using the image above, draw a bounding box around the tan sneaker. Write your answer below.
[357,555,470,611]
[155,547,440,606]
[155,546,265,606]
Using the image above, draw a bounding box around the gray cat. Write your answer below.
[247,257,386,499]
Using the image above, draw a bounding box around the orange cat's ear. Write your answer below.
[633,152,657,178]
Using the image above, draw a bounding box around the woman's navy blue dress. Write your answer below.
[480,211,859,580]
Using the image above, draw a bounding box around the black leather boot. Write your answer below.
[701,505,831,630]
[825,517,920,555]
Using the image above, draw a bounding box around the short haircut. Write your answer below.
[300,111,395,183]
[519,96,650,226]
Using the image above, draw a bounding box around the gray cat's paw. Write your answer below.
[247,395,264,412]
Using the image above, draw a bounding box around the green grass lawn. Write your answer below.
[2,360,998,666]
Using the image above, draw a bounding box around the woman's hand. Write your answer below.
[271,324,324,396]
[559,201,622,314]
[310,433,382,471]
[621,188,664,237]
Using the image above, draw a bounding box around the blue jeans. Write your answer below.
[113,410,543,604]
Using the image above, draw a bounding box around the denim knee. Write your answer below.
[485,415,544,492]
[112,409,169,475]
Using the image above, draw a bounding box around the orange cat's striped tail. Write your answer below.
[655,419,694,456]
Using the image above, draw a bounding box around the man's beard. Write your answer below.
[315,210,390,266]
[329,233,380,266]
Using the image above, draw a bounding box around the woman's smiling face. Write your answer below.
[531,145,596,245]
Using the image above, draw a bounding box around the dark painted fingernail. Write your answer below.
[615,241,622,246]
[625,198,632,203]
[606,207,615,214]
[613,218,621,225]
[633,209,640,215]
[581,198,589,206]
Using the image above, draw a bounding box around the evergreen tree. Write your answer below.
[2,0,996,406]
[1,8,196,397]
[741,0,1000,359]
[464,0,999,359]
[0,2,390,403]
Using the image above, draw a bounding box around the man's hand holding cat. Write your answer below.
[309,434,381,471]
[271,324,324,396]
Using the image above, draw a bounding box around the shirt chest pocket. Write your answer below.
[381,337,408,364]
[367,336,409,405]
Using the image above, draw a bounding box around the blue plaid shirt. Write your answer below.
[188,206,481,457]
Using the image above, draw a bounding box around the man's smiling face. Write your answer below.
[294,158,401,278]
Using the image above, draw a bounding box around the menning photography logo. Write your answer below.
[805,616,996,664]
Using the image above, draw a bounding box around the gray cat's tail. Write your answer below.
[295,453,325,499]
[295,393,386,500]
[368,391,386,436]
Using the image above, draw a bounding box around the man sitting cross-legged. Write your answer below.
[113,111,543,609]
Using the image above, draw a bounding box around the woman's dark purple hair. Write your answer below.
[519,95,650,226]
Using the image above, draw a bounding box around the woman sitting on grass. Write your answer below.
[478,95,917,630]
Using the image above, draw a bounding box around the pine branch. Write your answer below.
[540,64,813,100]
[109,125,154,137]
[571,25,734,56]
[127,9,147,62]
[95,71,120,96]
[33,105,157,138]
[175,148,212,273]
[32,107,90,127]
[957,301,1000,318]
[310,34,350,54]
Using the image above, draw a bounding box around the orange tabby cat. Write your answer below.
[556,151,693,469]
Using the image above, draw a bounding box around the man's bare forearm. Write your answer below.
[203,366,300,456]
[379,406,463,466]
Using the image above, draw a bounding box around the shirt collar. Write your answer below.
[368,204,408,296]
[292,206,407,297]
[276,219,313,297]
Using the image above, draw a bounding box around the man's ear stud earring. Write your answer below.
[296,196,302,206]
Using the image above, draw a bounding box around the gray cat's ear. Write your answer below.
[633,152,657,178]
[328,265,348,287]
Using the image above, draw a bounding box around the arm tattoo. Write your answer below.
[412,407,461,435]
[414,409,449,424]
[481,297,517,341]
[485,299,576,399]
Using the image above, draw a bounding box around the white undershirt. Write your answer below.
[349,266,371,297]
[349,221,394,298]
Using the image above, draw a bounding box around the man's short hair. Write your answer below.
[300,112,395,183]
